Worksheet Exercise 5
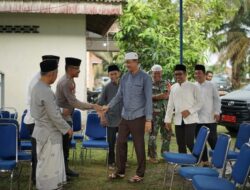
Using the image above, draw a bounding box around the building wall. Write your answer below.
[0,13,87,120]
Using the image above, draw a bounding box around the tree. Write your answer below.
[216,0,250,88]
[114,0,237,80]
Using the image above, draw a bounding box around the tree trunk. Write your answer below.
[231,61,241,89]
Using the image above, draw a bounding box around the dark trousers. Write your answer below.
[26,124,37,184]
[63,121,72,171]
[195,123,217,162]
[116,117,146,177]
[175,122,196,153]
[107,127,119,165]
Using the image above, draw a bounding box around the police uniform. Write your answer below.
[56,57,92,177]
[148,80,171,159]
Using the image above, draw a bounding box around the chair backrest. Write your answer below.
[211,134,231,169]
[231,143,250,185]
[0,107,18,119]
[192,126,210,159]
[20,110,31,140]
[0,123,18,162]
[0,111,10,118]
[85,113,106,139]
[235,123,250,150]
[73,109,82,132]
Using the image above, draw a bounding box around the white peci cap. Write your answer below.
[151,64,162,72]
[125,52,139,60]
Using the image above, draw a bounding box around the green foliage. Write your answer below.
[114,0,238,80]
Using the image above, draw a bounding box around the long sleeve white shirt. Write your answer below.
[24,72,41,124]
[164,81,203,125]
[195,81,221,124]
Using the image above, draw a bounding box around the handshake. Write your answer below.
[92,104,110,113]
[91,104,110,126]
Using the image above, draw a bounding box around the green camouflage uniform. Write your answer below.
[148,80,171,159]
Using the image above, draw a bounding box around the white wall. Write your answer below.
[0,13,87,120]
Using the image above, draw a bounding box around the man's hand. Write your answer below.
[102,105,110,113]
[165,123,172,132]
[67,128,73,138]
[181,110,190,118]
[214,114,220,122]
[153,92,169,101]
[62,108,71,117]
[167,82,171,92]
[98,111,108,126]
[92,104,102,112]
[145,120,152,133]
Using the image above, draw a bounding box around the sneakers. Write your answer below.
[108,163,116,170]
[199,161,211,167]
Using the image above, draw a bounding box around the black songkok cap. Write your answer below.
[40,59,58,73]
[42,55,60,62]
[65,57,81,67]
[174,64,186,72]
[108,65,120,72]
[195,64,206,73]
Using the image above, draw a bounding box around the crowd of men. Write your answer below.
[25,52,220,189]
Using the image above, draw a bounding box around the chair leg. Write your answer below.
[28,163,32,190]
[163,163,169,187]
[106,149,109,177]
[80,149,83,165]
[169,164,177,190]
[10,171,14,190]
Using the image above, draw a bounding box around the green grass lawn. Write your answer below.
[0,126,245,190]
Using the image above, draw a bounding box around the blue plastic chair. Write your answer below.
[210,123,250,160]
[162,126,210,190]
[81,113,108,168]
[178,134,231,185]
[19,111,32,151]
[0,107,18,119]
[192,142,250,190]
[0,123,18,190]
[72,109,84,141]
[228,123,250,160]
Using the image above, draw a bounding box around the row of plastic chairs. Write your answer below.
[162,123,250,190]
[0,121,32,190]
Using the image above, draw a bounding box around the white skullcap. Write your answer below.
[125,52,138,60]
[151,64,162,72]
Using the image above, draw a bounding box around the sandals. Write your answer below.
[108,173,125,180]
[128,175,143,183]
[108,173,143,183]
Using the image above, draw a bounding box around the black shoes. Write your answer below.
[66,168,79,177]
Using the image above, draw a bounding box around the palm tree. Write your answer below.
[217,0,250,88]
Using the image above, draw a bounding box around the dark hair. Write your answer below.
[195,64,206,73]
[206,70,213,75]
[174,64,186,73]
[108,64,120,72]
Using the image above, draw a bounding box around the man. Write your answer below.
[195,64,221,166]
[148,64,171,163]
[97,64,123,169]
[165,64,203,153]
[206,71,213,81]
[24,55,59,185]
[103,52,152,183]
[56,57,101,177]
[31,59,73,190]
